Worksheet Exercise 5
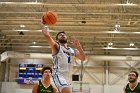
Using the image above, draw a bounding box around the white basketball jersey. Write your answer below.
[52,44,75,73]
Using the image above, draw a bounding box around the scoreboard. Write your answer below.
[17,64,43,84]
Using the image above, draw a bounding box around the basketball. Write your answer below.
[42,11,57,25]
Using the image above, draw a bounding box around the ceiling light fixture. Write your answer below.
[30,46,42,48]
[114,24,120,32]
[115,3,137,6]
[129,43,134,47]
[108,42,113,46]
[107,42,113,48]
[16,30,29,32]
[114,0,137,6]
[29,46,51,48]
[104,47,138,50]
[20,25,25,28]
[32,41,36,45]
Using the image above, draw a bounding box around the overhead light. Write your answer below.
[114,0,137,6]
[32,41,36,45]
[114,2,137,6]
[20,25,25,28]
[115,24,120,28]
[108,42,113,46]
[129,43,134,47]
[29,46,51,48]
[114,24,120,32]
[104,47,138,50]
[107,42,113,48]
[30,46,42,48]
[115,4,137,6]
[16,30,29,32]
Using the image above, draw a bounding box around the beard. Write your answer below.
[58,38,67,44]
[129,79,136,83]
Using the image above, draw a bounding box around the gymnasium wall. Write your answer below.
[1,82,124,93]
[0,57,128,93]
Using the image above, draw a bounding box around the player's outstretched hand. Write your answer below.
[70,37,81,48]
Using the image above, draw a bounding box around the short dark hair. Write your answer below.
[130,70,138,77]
[41,66,52,75]
[56,31,65,40]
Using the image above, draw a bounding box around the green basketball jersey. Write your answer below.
[125,82,140,93]
[37,80,54,93]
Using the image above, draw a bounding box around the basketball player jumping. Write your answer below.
[41,19,85,93]
[124,71,140,93]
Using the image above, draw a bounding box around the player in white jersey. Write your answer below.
[41,19,85,93]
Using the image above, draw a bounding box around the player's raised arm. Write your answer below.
[70,37,85,61]
[41,18,58,55]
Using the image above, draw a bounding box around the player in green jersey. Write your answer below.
[32,66,57,93]
[124,71,140,93]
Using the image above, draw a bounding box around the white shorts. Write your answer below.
[52,72,69,87]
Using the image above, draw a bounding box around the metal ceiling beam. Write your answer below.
[89,55,140,61]
[0,18,139,22]
[0,12,140,16]
[1,2,140,7]
[2,30,140,34]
